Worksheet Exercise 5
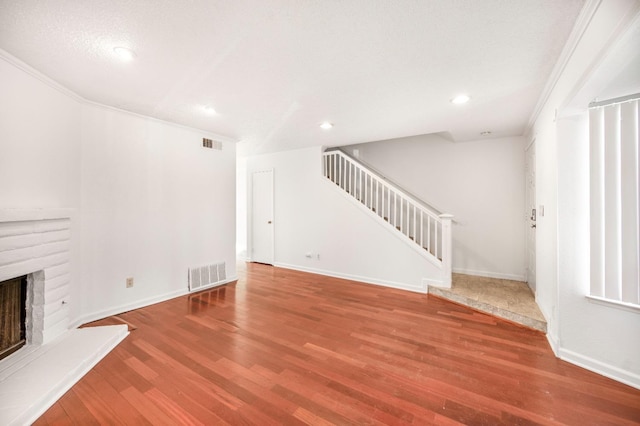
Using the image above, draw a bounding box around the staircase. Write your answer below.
[322,149,454,287]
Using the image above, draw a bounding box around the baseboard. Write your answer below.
[70,276,238,328]
[558,347,640,390]
[423,278,447,289]
[71,289,188,329]
[452,268,525,282]
[274,263,427,293]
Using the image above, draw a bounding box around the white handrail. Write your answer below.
[322,149,453,285]
[323,150,442,220]
[326,151,441,220]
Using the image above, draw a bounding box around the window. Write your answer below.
[589,94,639,308]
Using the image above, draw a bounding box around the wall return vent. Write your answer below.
[188,262,227,292]
[202,138,223,150]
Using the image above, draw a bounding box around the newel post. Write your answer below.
[439,214,454,288]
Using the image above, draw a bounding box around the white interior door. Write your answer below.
[250,169,274,264]
[525,142,536,291]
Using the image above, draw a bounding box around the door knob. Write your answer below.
[268,221,272,224]
[531,224,536,228]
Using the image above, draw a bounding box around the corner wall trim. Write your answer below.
[546,332,559,356]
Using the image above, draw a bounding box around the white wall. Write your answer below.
[530,0,640,388]
[0,52,237,327]
[344,134,526,281]
[246,146,442,292]
[79,104,237,321]
[0,58,81,209]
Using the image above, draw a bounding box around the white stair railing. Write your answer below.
[322,149,453,286]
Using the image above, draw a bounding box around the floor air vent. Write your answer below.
[188,262,227,292]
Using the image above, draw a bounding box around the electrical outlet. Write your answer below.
[126,277,134,288]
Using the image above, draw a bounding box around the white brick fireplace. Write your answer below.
[0,209,73,347]
[0,209,128,425]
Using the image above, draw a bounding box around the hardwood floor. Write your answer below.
[36,263,640,425]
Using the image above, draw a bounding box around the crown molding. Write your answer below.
[81,99,237,144]
[0,48,85,102]
[525,0,602,134]
[0,48,236,143]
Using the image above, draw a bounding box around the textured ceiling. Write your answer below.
[0,0,585,155]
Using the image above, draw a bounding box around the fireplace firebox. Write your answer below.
[0,275,27,360]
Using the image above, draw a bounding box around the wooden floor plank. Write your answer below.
[119,386,176,424]
[35,262,640,425]
[56,389,100,425]
[33,401,73,425]
[82,369,151,425]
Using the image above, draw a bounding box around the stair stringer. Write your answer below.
[317,175,448,291]
[321,176,444,268]
[322,149,453,288]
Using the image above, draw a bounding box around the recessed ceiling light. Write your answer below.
[451,94,470,104]
[204,105,217,115]
[480,131,492,136]
[113,47,136,61]
[320,122,333,130]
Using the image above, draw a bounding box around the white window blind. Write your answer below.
[589,95,640,306]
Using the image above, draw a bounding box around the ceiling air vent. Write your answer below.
[202,138,223,150]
